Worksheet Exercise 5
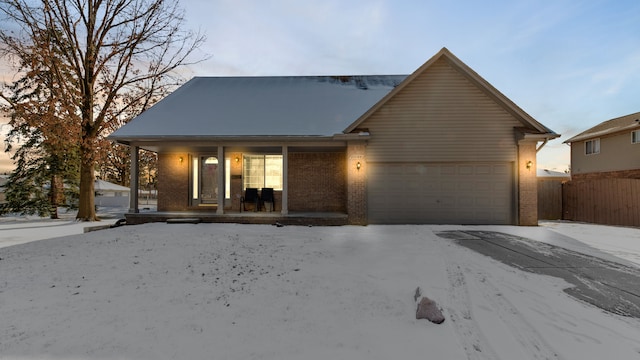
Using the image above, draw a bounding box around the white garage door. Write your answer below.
[368,162,514,224]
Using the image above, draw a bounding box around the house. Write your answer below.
[109,48,558,225]
[564,111,640,180]
[94,179,130,208]
[562,111,640,227]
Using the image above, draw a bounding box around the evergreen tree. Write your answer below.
[0,28,81,217]
[2,125,80,217]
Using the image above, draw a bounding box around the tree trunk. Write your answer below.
[77,150,97,221]
[49,174,60,219]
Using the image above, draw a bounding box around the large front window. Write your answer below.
[243,155,283,190]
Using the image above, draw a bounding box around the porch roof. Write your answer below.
[109,75,406,144]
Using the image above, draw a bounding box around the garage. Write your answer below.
[367,162,515,224]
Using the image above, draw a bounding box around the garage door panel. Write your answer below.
[368,162,514,224]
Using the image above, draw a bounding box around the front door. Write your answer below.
[200,156,218,204]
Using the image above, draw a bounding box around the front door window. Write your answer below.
[201,156,218,203]
[192,156,218,204]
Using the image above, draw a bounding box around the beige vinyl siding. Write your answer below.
[571,132,640,174]
[360,58,522,163]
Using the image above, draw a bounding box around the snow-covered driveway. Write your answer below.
[1,223,639,359]
[438,229,640,317]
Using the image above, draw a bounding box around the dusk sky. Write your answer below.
[2,0,640,172]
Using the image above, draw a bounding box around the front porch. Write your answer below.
[123,210,349,226]
[125,140,368,226]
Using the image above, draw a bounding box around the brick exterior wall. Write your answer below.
[571,169,640,180]
[157,153,189,211]
[518,141,538,225]
[347,144,367,225]
[287,152,347,213]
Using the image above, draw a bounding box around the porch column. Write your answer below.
[517,139,538,225]
[347,143,367,225]
[128,145,139,213]
[217,145,225,214]
[281,145,289,215]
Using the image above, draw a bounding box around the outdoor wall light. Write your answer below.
[235,156,240,163]
[356,161,361,171]
[526,160,533,170]
[179,156,184,163]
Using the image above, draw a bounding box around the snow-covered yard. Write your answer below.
[0,218,639,359]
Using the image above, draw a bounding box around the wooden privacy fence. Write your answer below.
[538,178,564,220]
[562,178,640,227]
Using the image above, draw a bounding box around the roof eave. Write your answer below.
[515,128,560,141]
[523,132,560,141]
[107,134,341,145]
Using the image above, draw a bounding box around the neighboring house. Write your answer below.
[564,111,640,179]
[95,179,130,208]
[109,48,558,226]
[537,169,570,179]
[563,111,640,227]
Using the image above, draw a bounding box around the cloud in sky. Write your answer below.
[185,0,393,75]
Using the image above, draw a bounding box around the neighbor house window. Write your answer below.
[632,130,640,144]
[585,139,600,155]
[243,155,283,190]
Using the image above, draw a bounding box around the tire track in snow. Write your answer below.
[444,264,501,360]
[466,269,563,360]
[439,234,563,360]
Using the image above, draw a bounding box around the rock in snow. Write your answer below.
[416,296,445,324]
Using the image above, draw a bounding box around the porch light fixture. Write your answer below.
[356,161,361,171]
[235,156,240,163]
[526,160,533,170]
[179,156,184,163]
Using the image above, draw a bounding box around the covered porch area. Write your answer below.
[124,137,366,225]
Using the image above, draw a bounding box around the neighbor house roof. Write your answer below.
[564,111,640,143]
[537,169,570,178]
[95,179,130,192]
[109,75,406,143]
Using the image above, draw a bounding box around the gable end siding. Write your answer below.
[359,58,522,163]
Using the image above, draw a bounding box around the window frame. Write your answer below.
[242,154,283,191]
[632,130,640,144]
[584,138,600,155]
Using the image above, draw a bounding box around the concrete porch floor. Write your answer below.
[123,210,349,226]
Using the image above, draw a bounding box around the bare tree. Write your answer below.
[0,0,205,220]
